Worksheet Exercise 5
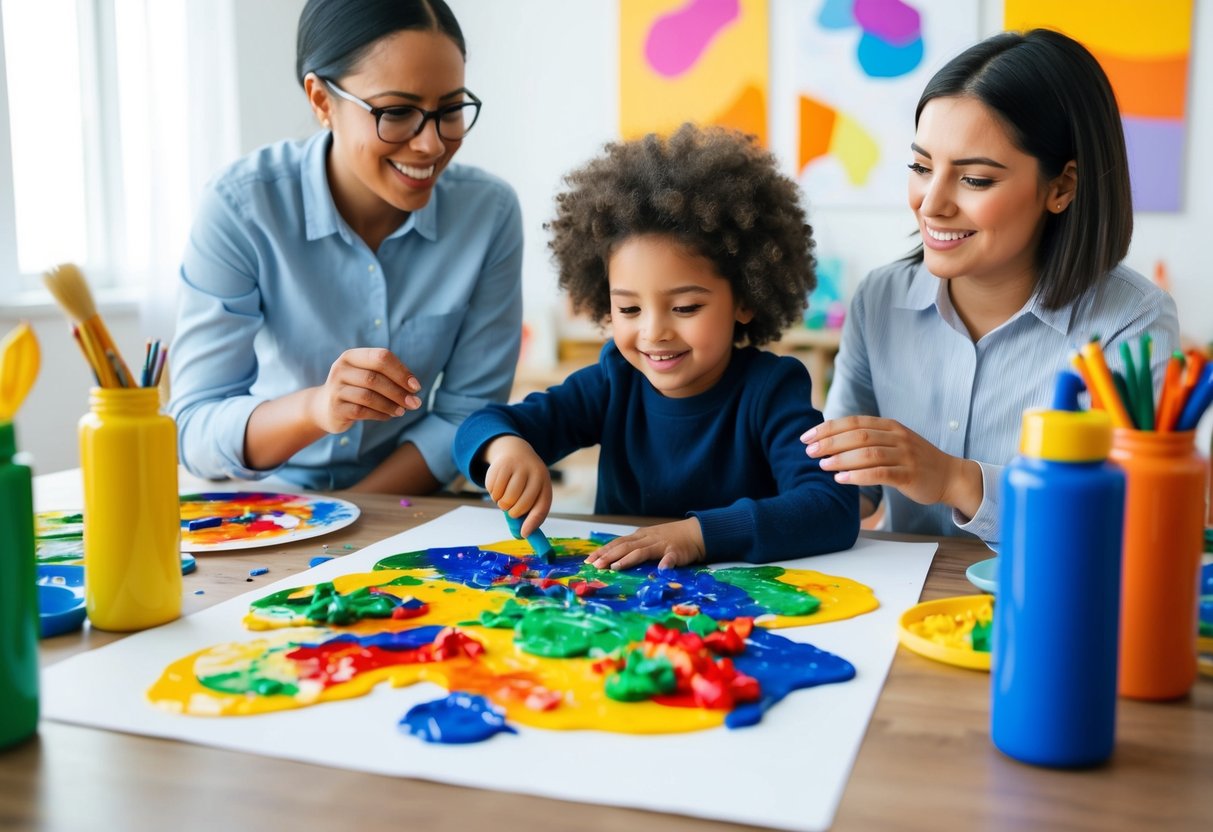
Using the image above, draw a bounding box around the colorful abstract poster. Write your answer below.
[42,506,936,831]
[1004,0,1193,212]
[782,0,978,206]
[620,0,769,144]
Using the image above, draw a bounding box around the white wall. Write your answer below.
[6,0,1211,473]
[449,0,1213,350]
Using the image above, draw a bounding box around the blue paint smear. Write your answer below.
[817,0,855,29]
[400,693,517,744]
[856,32,923,78]
[308,499,355,524]
[374,545,783,620]
[301,625,444,652]
[726,628,855,728]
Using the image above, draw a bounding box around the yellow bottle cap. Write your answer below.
[1019,408,1112,462]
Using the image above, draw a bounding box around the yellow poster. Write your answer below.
[619,0,769,144]
[1004,0,1193,211]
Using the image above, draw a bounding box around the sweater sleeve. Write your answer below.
[691,360,860,563]
[453,360,611,485]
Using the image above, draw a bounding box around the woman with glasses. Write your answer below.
[170,0,522,494]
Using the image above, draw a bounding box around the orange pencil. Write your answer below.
[1078,340,1133,428]
[1180,349,1206,403]
[1155,351,1185,433]
[1068,352,1103,410]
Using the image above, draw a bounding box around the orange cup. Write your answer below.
[1110,429,1204,700]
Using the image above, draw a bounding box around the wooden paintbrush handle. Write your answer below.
[86,315,133,387]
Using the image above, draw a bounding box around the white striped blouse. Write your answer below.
[824,259,1180,544]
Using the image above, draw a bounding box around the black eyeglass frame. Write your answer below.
[321,77,482,142]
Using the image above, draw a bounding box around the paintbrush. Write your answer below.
[42,263,134,386]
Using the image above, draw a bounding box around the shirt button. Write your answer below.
[339,437,350,446]
[368,264,376,273]
[948,419,960,431]
[374,318,382,327]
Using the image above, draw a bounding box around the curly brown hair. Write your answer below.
[548,123,816,346]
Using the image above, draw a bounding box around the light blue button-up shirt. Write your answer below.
[170,132,523,490]
[824,259,1179,544]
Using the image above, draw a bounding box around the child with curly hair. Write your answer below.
[453,124,859,569]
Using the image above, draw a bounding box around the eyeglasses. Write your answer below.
[322,78,481,142]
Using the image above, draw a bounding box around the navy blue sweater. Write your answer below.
[453,342,859,563]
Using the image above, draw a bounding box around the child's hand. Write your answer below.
[586,518,706,571]
[802,416,983,519]
[483,436,552,537]
[310,348,422,434]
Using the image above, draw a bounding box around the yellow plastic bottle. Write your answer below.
[79,387,182,631]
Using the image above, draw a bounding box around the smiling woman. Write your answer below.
[805,29,1180,546]
[169,0,523,496]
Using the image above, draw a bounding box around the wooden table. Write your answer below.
[4,482,1209,831]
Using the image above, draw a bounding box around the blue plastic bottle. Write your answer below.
[992,371,1125,767]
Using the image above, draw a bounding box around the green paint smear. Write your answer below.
[687,613,718,636]
[713,566,821,616]
[605,649,677,702]
[373,551,431,570]
[249,579,420,624]
[199,650,300,697]
[515,606,654,658]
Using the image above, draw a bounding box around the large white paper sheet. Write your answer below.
[42,506,936,831]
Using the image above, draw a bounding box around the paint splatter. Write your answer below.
[401,693,516,743]
[644,0,739,78]
[149,536,876,742]
[178,492,359,551]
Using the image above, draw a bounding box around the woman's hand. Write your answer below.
[309,348,422,434]
[585,518,706,571]
[483,436,553,537]
[802,416,983,519]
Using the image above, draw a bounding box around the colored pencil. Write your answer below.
[1176,363,1213,432]
[1180,349,1206,402]
[1068,352,1103,410]
[1136,333,1154,430]
[1079,339,1133,429]
[1111,371,1137,429]
[1156,351,1185,433]
[1117,341,1141,426]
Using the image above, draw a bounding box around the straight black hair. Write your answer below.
[296,0,466,86]
[909,29,1132,310]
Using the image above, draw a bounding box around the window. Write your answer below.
[0,0,236,303]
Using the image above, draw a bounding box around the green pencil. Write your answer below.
[1136,333,1154,430]
[1111,370,1137,429]
[1118,341,1141,427]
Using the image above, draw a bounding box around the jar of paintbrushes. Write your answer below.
[44,264,181,632]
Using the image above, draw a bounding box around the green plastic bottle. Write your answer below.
[0,421,38,748]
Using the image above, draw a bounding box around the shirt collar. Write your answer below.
[899,260,1074,336]
[1023,287,1075,336]
[301,131,440,244]
[899,261,939,310]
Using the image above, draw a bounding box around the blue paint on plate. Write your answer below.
[36,564,86,638]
